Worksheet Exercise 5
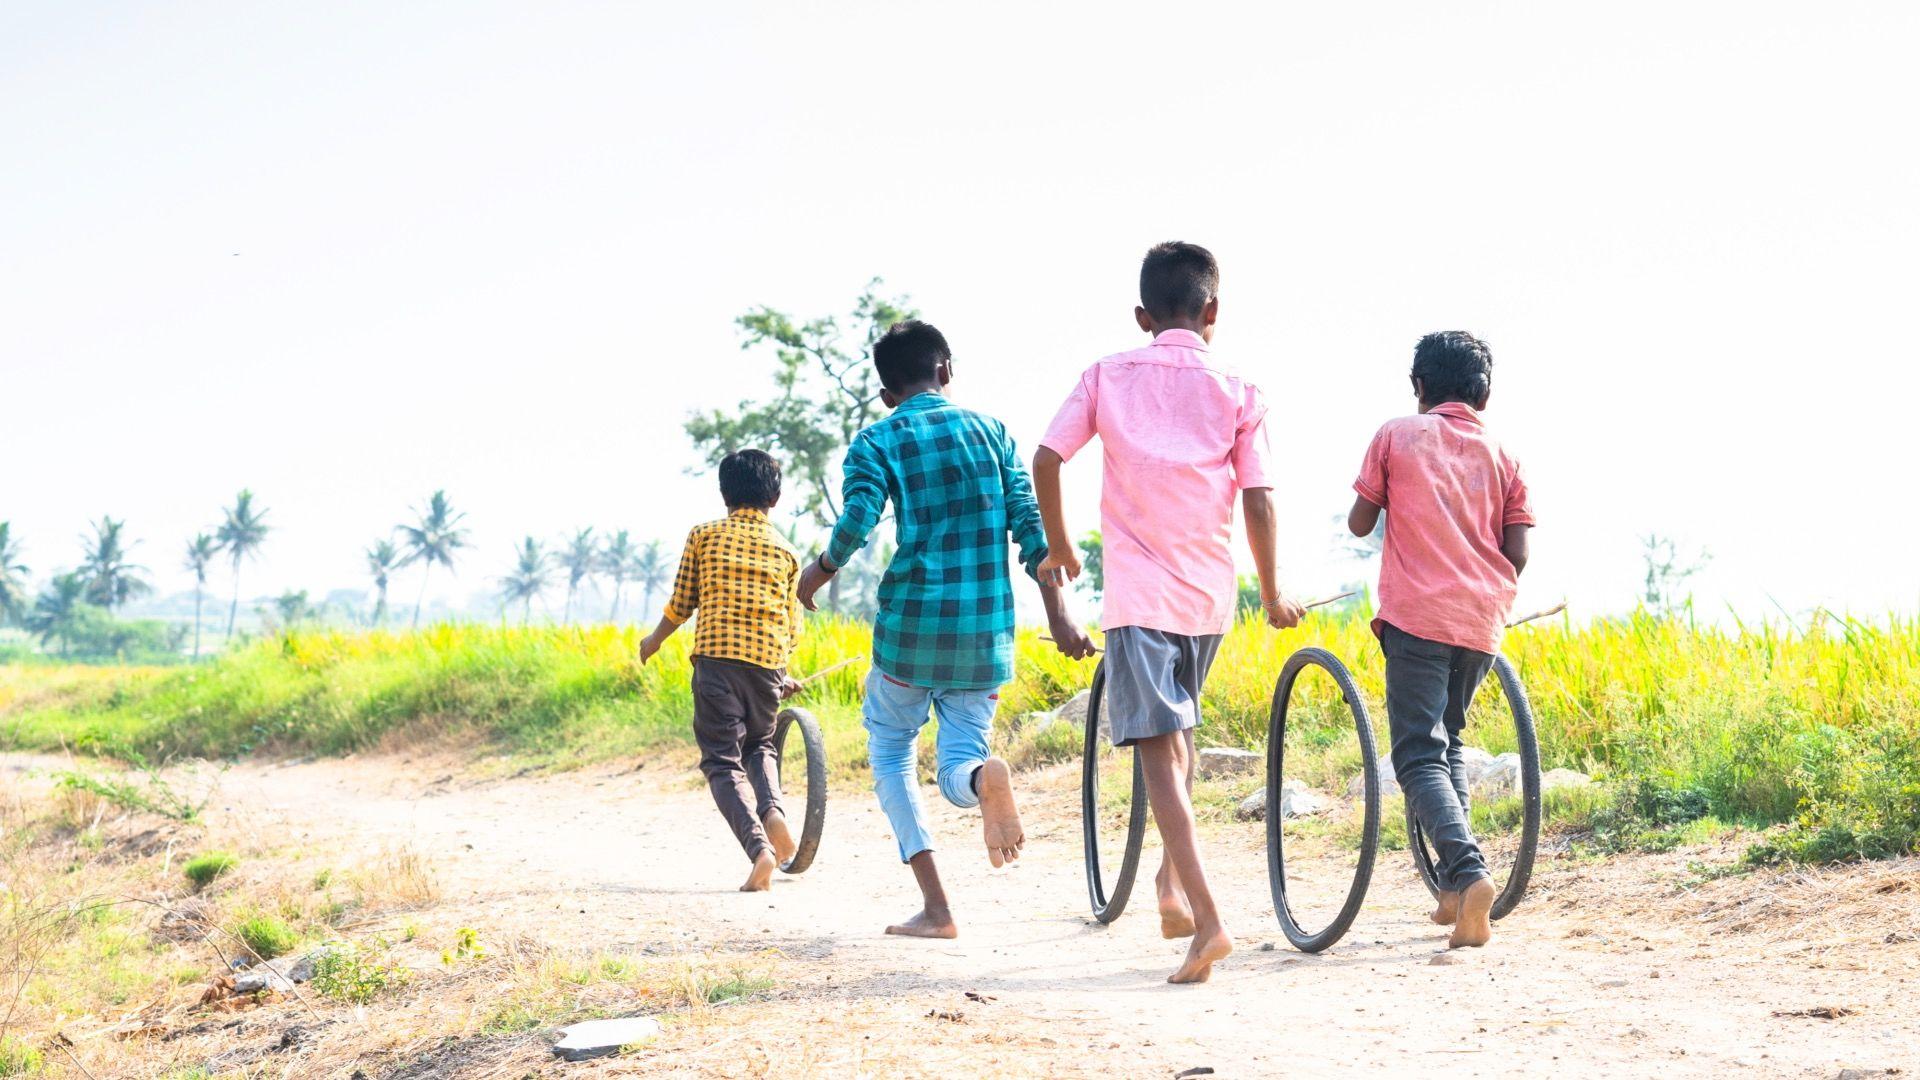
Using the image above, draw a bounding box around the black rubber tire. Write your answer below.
[1081,662,1148,924]
[1406,653,1541,920]
[773,707,828,875]
[1267,647,1381,953]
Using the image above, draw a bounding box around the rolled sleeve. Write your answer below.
[1502,458,1536,527]
[1037,368,1097,462]
[1230,386,1274,491]
[1353,427,1389,507]
[661,530,702,624]
[825,433,887,569]
[996,423,1050,579]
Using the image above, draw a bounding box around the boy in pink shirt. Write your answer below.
[1348,330,1534,949]
[1034,241,1305,984]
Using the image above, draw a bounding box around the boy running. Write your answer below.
[1347,330,1533,949]
[798,320,1095,939]
[1033,241,1304,983]
[638,449,804,893]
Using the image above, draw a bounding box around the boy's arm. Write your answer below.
[1501,525,1531,575]
[1243,488,1303,629]
[1031,446,1079,586]
[640,534,700,662]
[1348,494,1382,537]
[799,433,886,609]
[1000,426,1096,657]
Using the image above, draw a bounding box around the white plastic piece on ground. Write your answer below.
[552,1017,662,1061]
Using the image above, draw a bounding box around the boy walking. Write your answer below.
[798,320,1095,940]
[1033,241,1304,983]
[638,449,804,893]
[1347,330,1533,949]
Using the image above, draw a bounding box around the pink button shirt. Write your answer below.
[1353,402,1534,655]
[1040,329,1273,637]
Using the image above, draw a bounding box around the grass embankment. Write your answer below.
[4,609,1919,863]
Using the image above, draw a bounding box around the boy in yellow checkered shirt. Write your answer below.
[639,449,804,891]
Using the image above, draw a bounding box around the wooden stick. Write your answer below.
[1303,590,1358,610]
[1507,601,1567,628]
[1038,635,1102,653]
[795,655,863,688]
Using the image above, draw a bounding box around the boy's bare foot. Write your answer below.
[1169,925,1233,984]
[885,909,958,939]
[1430,890,1460,926]
[1448,878,1495,948]
[1156,862,1195,938]
[976,757,1025,867]
[763,809,797,865]
[740,850,776,892]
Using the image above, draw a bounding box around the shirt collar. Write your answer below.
[728,507,770,523]
[893,391,948,412]
[1427,401,1484,425]
[1151,328,1210,351]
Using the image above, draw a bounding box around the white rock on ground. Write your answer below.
[231,945,336,994]
[1236,779,1331,821]
[552,1017,663,1061]
[1346,759,1400,799]
[1542,768,1593,791]
[1197,747,1262,779]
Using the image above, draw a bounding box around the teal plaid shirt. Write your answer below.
[825,392,1049,689]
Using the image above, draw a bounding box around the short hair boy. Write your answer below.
[1347,330,1534,948]
[1033,241,1305,983]
[638,448,805,892]
[799,319,1094,940]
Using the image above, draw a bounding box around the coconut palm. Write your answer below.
[635,540,671,623]
[398,490,469,628]
[557,528,597,623]
[183,533,218,660]
[79,516,152,611]
[216,490,270,639]
[26,573,88,656]
[0,522,29,628]
[599,530,639,622]
[365,539,403,628]
[497,537,552,624]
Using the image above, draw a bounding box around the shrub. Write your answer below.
[0,1037,43,1076]
[309,942,408,1004]
[234,915,298,960]
[183,852,238,890]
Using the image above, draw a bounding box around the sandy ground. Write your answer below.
[174,747,1920,1079]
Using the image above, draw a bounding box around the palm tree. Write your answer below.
[635,540,671,623]
[216,490,270,639]
[79,516,152,611]
[557,528,597,623]
[183,533,218,660]
[399,490,469,628]
[365,539,403,628]
[600,530,638,622]
[0,522,29,628]
[497,537,552,624]
[27,573,88,656]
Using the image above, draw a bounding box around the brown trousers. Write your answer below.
[691,656,786,862]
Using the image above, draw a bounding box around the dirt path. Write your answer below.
[212,753,1915,1078]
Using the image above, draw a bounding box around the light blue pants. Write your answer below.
[862,668,999,862]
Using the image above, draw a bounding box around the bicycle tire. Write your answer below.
[1406,653,1541,920]
[1081,662,1148,924]
[773,707,828,875]
[1267,647,1381,953]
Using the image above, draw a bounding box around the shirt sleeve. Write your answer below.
[1231,383,1275,491]
[661,528,702,624]
[825,432,887,569]
[1037,367,1098,462]
[786,552,804,643]
[1353,426,1390,508]
[996,422,1051,579]
[1502,456,1536,527]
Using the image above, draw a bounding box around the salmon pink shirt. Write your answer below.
[1353,402,1534,655]
[1039,329,1273,637]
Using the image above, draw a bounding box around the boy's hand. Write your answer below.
[1035,550,1081,589]
[777,675,803,701]
[1263,595,1305,630]
[637,631,664,664]
[797,556,834,611]
[1047,619,1099,660]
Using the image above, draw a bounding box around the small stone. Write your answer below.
[1235,780,1329,821]
[1054,690,1092,730]
[552,1017,662,1061]
[1197,747,1262,780]
[1469,753,1523,800]
[1236,789,1268,821]
[1347,760,1400,799]
[1541,768,1593,791]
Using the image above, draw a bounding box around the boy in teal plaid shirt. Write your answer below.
[799,320,1094,939]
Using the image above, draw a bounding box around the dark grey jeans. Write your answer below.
[692,657,786,862]
[1381,622,1493,893]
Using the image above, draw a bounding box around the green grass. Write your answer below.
[182,852,237,890]
[233,914,298,960]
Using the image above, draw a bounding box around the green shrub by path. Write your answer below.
[183,852,237,890]
[234,914,298,960]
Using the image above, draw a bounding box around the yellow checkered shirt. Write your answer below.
[662,508,802,669]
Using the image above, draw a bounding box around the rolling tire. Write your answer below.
[1407,654,1541,920]
[1267,647,1381,953]
[1081,661,1148,924]
[773,706,828,875]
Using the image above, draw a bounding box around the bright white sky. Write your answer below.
[4,2,1917,621]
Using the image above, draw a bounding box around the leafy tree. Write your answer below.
[365,539,402,628]
[557,528,598,623]
[1641,533,1709,617]
[27,573,90,656]
[398,491,469,628]
[1077,530,1105,599]
[216,490,270,639]
[498,537,552,623]
[0,522,29,627]
[635,539,671,623]
[79,516,152,611]
[183,533,218,660]
[265,590,315,630]
[600,530,639,622]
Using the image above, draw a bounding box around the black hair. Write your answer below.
[1139,241,1219,322]
[718,448,781,509]
[872,319,950,394]
[1411,331,1493,406]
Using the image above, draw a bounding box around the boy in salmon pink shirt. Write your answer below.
[1348,330,1534,949]
[1033,241,1305,984]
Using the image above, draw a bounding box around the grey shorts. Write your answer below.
[1103,626,1223,747]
